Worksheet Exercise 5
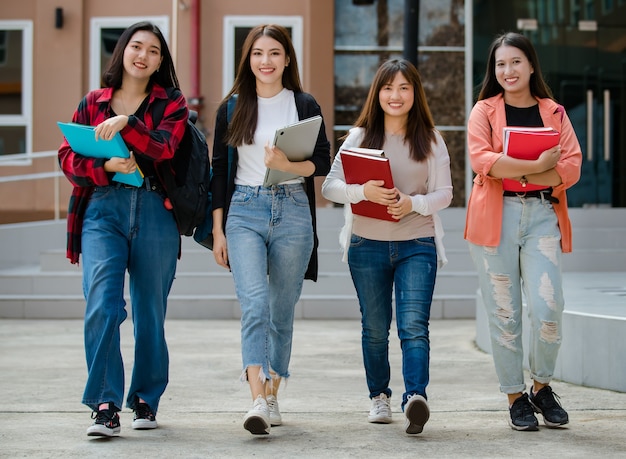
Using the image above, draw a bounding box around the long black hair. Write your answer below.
[354,59,435,162]
[101,21,179,89]
[478,32,553,101]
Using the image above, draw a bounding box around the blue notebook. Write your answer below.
[57,122,144,187]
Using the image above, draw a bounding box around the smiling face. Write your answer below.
[122,30,163,82]
[249,35,289,96]
[494,44,534,98]
[379,71,414,122]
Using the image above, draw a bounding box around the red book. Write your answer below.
[502,127,560,192]
[340,147,397,222]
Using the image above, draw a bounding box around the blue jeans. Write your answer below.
[226,184,313,381]
[469,195,564,394]
[81,184,179,413]
[348,235,437,409]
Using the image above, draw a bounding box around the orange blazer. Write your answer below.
[465,94,582,253]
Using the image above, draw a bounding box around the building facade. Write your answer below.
[0,0,624,221]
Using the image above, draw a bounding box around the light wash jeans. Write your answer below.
[469,195,564,394]
[81,184,179,413]
[348,235,437,409]
[226,184,313,381]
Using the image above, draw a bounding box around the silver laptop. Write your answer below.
[263,115,323,187]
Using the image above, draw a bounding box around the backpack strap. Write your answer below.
[226,95,238,180]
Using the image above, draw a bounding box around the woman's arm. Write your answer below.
[410,132,453,216]
[122,88,188,162]
[321,129,368,205]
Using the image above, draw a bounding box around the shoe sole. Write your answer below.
[542,418,569,428]
[86,425,121,437]
[404,396,429,434]
[508,419,539,431]
[132,419,158,430]
[529,400,569,428]
[368,415,392,424]
[244,415,270,435]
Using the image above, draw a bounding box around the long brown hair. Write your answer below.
[478,32,554,101]
[223,24,302,146]
[353,59,435,162]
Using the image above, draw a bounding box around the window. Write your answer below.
[222,16,303,96]
[334,0,468,206]
[0,31,7,64]
[0,21,32,159]
[89,16,169,91]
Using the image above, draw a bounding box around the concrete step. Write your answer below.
[0,291,475,320]
[1,206,623,321]
[0,265,478,299]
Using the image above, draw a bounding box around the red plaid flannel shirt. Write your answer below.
[58,84,188,263]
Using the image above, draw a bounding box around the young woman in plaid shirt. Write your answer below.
[58,21,188,437]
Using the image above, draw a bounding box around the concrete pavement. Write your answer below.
[1,319,625,458]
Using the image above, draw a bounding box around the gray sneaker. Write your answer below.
[243,395,271,435]
[368,393,392,424]
[403,394,429,434]
[267,394,282,426]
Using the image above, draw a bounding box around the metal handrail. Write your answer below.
[0,150,64,221]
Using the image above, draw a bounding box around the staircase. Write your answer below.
[1,207,623,321]
[0,207,477,319]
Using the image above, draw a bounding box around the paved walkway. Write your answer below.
[1,319,625,458]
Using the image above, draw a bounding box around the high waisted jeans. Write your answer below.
[226,184,313,381]
[469,195,564,394]
[348,235,437,409]
[81,184,179,413]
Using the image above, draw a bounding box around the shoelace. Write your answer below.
[92,409,116,424]
[538,389,563,409]
[252,401,267,412]
[372,398,390,414]
[135,403,154,419]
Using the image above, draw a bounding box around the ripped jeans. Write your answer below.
[469,195,564,395]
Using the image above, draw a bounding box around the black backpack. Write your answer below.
[155,106,211,238]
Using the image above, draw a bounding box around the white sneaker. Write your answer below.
[368,393,393,423]
[266,394,282,426]
[404,394,429,434]
[243,395,271,435]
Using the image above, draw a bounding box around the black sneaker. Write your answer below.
[132,402,158,430]
[529,386,569,427]
[87,403,121,437]
[508,393,539,431]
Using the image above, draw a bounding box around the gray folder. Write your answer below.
[263,115,322,187]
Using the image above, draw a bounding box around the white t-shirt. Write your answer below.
[235,88,299,186]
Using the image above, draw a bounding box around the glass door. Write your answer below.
[554,22,626,207]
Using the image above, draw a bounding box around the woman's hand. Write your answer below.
[363,180,399,205]
[387,190,411,220]
[103,151,138,174]
[264,143,290,171]
[212,231,229,270]
[535,145,561,173]
[94,115,128,141]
